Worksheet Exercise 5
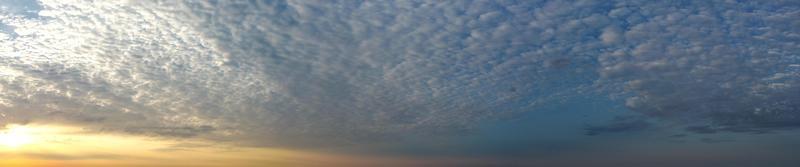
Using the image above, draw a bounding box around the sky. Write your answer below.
[0,0,799,166]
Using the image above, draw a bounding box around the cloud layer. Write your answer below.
[0,0,798,150]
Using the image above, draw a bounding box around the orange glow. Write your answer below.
[0,124,464,167]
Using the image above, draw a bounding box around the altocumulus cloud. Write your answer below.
[0,0,799,150]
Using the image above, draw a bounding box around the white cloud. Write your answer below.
[0,0,798,149]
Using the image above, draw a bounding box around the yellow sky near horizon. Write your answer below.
[0,124,356,167]
[0,124,492,167]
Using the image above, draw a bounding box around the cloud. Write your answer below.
[699,138,736,144]
[1,0,599,148]
[0,0,798,153]
[594,1,800,132]
[668,134,687,138]
[684,126,719,134]
[152,142,214,152]
[684,125,771,135]
[23,152,124,160]
[115,125,215,138]
[584,116,651,136]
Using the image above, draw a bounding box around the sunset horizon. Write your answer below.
[1,0,799,166]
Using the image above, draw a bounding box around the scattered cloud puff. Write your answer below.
[598,1,800,132]
[0,0,798,150]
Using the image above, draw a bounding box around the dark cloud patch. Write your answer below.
[117,126,216,138]
[45,111,108,123]
[684,125,773,135]
[152,143,215,152]
[24,153,124,160]
[668,134,687,138]
[545,58,571,69]
[584,116,651,136]
[699,138,735,144]
[685,126,718,134]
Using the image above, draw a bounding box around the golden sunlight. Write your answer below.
[0,124,34,148]
[0,123,426,167]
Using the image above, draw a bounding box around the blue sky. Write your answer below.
[1,0,799,166]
